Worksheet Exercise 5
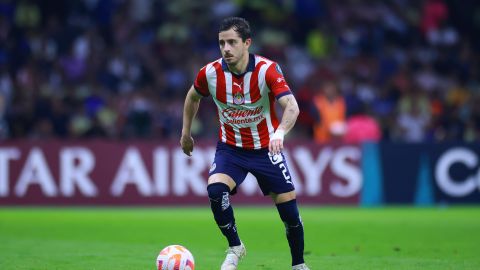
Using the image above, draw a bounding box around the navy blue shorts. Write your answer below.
[208,142,295,196]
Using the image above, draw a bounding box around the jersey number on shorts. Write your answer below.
[268,153,292,184]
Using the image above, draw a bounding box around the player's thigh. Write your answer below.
[251,152,295,196]
[208,173,237,191]
[208,143,249,193]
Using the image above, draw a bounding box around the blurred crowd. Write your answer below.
[0,0,479,143]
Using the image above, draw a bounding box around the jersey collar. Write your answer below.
[222,53,256,76]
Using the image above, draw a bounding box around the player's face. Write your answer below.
[219,28,251,66]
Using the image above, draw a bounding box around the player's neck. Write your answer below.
[228,53,249,75]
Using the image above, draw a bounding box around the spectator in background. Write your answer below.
[0,0,478,143]
[344,103,381,144]
[14,0,41,29]
[395,86,432,142]
[396,98,431,142]
[126,92,153,137]
[0,68,12,138]
[421,0,448,36]
[0,92,6,138]
[312,80,346,143]
[466,94,480,142]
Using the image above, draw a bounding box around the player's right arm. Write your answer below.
[180,85,203,156]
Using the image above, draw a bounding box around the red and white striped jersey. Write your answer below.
[194,54,292,150]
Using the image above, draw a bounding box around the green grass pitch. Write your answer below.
[1,207,479,270]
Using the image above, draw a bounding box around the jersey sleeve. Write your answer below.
[265,63,292,99]
[194,66,210,97]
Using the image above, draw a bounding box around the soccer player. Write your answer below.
[180,17,309,270]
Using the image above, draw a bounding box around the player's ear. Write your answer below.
[244,38,251,48]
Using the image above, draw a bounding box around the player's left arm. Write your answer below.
[277,94,300,134]
[265,63,300,154]
[270,94,300,155]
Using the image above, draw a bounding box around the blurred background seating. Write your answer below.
[0,0,479,143]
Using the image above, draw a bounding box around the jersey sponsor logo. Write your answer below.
[221,106,265,124]
[222,106,263,118]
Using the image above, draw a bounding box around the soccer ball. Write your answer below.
[156,245,195,270]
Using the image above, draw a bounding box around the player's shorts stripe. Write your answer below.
[213,62,226,103]
[257,118,270,148]
[239,127,254,149]
[249,61,266,103]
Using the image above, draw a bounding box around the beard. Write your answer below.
[223,54,236,64]
[224,51,245,66]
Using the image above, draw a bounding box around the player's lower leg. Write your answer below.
[208,183,245,270]
[207,183,241,246]
[276,199,306,267]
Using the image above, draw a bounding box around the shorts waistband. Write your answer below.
[217,141,269,154]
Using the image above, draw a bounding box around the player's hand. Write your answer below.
[269,129,285,155]
[180,134,194,156]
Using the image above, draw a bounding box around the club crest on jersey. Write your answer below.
[233,92,245,105]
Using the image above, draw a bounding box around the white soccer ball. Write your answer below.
[156,244,195,270]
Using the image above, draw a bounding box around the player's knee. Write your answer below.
[207,182,230,201]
